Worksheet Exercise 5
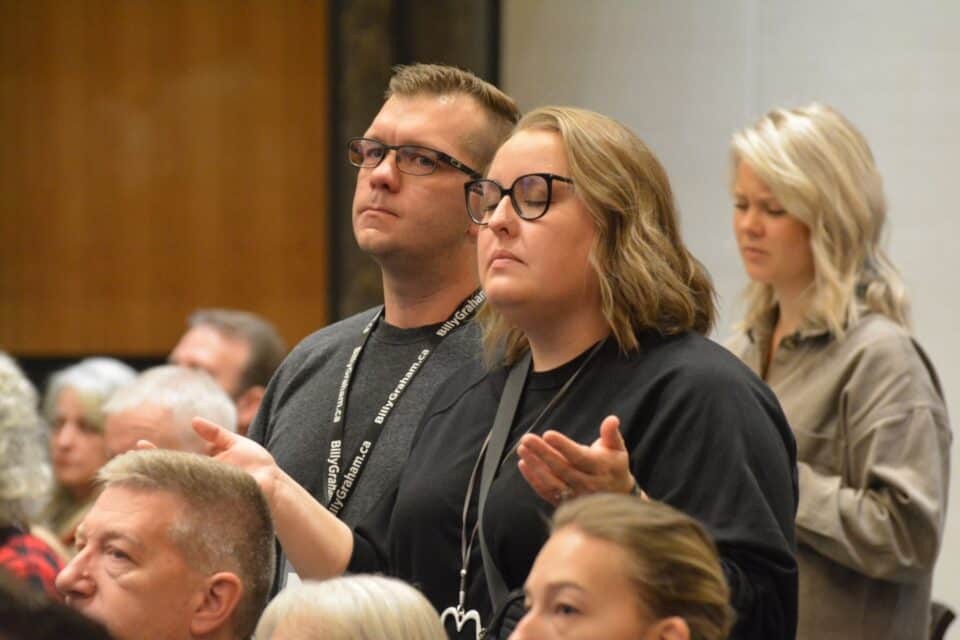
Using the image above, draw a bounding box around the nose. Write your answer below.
[735,205,764,237]
[507,609,537,640]
[53,422,78,451]
[366,149,401,191]
[57,551,95,601]
[485,193,517,233]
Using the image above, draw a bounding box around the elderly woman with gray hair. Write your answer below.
[0,354,64,598]
[40,357,136,548]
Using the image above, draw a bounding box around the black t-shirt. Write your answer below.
[351,331,799,640]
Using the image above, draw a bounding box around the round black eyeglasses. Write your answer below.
[348,137,481,179]
[464,173,574,225]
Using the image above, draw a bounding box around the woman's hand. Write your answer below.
[517,415,644,505]
[192,417,281,502]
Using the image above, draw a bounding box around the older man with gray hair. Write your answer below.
[56,449,275,640]
[103,365,236,457]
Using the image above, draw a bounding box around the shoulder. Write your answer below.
[634,331,766,392]
[833,314,946,405]
[274,308,380,374]
[420,357,493,421]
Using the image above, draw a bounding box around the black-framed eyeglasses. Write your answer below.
[464,173,574,225]
[347,137,481,179]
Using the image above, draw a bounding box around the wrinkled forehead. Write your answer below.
[365,93,486,164]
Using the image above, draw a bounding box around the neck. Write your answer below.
[772,283,811,339]
[380,256,479,328]
[524,306,611,372]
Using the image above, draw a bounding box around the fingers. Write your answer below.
[135,440,157,450]
[517,458,566,506]
[519,433,594,485]
[541,430,602,474]
[193,417,238,454]
[597,415,625,451]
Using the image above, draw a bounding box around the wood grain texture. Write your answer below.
[0,0,330,355]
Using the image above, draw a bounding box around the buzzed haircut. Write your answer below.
[98,449,275,640]
[386,63,520,172]
[187,309,287,390]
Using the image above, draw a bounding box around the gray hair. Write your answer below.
[41,358,137,433]
[254,576,445,640]
[98,449,275,640]
[0,353,52,525]
[104,365,238,449]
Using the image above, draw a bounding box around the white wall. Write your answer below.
[503,0,960,605]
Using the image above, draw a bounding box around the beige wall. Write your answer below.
[503,0,960,605]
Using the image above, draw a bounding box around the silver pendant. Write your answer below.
[440,604,484,640]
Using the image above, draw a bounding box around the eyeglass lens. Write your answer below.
[468,174,552,222]
[348,139,440,176]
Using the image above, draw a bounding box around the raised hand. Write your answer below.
[516,415,642,505]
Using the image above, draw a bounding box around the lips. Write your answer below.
[488,248,522,269]
[358,202,398,217]
[740,246,767,258]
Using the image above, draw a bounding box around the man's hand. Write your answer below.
[516,415,641,505]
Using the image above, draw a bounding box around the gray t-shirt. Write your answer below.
[248,306,482,527]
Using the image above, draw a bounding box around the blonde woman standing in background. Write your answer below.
[727,103,951,639]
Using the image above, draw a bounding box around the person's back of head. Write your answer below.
[103,364,237,455]
[254,575,445,640]
[0,568,114,640]
[0,353,50,526]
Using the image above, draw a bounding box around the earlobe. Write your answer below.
[236,386,266,437]
[190,572,244,636]
[649,616,690,640]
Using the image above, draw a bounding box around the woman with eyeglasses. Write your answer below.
[726,104,950,640]
[197,106,798,640]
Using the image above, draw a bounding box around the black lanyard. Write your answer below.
[325,289,486,516]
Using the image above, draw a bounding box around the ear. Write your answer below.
[648,616,690,640]
[235,386,266,437]
[189,571,244,636]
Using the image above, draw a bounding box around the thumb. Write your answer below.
[598,415,625,451]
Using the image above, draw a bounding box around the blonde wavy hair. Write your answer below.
[553,494,734,640]
[480,106,716,365]
[732,103,909,336]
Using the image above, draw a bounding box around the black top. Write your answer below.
[351,331,799,640]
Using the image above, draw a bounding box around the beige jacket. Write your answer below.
[728,313,951,640]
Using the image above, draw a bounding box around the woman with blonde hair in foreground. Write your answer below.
[254,575,445,640]
[512,494,733,640]
[727,103,950,639]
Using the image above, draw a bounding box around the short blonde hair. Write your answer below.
[387,63,519,172]
[254,575,445,640]
[553,495,733,640]
[98,450,275,640]
[731,103,909,336]
[481,106,716,365]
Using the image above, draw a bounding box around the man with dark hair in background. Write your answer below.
[170,308,286,435]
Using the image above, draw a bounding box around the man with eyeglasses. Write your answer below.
[245,64,519,588]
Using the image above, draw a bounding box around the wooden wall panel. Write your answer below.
[0,0,329,355]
